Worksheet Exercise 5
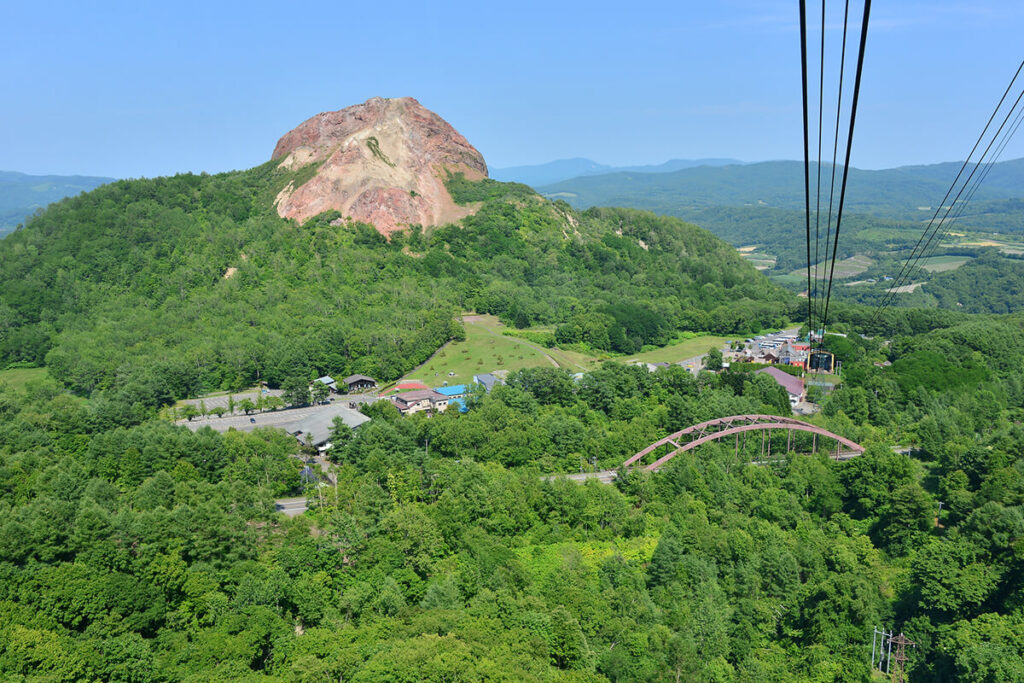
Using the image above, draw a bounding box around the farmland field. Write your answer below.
[917,255,972,272]
[789,253,873,280]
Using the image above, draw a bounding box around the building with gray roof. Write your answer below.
[342,374,377,392]
[473,373,502,393]
[287,403,371,449]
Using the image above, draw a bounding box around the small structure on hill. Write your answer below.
[343,374,377,392]
[778,341,809,368]
[300,465,320,486]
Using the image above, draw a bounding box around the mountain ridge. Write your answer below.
[537,157,1024,220]
[0,171,115,236]
[491,157,744,187]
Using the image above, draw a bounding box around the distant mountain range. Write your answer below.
[490,157,744,187]
[1,171,114,236]
[536,158,1024,224]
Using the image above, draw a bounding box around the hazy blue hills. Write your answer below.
[0,171,115,236]
[538,157,1024,225]
[490,156,743,187]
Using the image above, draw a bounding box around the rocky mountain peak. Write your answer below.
[271,97,488,235]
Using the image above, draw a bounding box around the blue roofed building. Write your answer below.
[433,384,468,399]
[447,396,469,413]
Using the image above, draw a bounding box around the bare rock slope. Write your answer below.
[271,97,488,235]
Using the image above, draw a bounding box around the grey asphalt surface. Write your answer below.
[274,497,309,517]
[178,403,333,433]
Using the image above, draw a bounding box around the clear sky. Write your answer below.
[2,0,1022,178]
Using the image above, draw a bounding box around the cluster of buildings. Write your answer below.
[386,373,504,416]
[733,335,811,368]
[314,374,379,394]
[313,371,507,418]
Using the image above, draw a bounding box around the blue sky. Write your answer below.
[2,0,1022,177]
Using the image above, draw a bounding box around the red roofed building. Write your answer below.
[756,366,804,408]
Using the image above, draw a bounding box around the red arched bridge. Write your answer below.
[623,414,864,472]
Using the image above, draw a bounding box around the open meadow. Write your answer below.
[398,315,740,387]
[0,367,48,391]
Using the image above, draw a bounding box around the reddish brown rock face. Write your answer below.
[271,97,488,235]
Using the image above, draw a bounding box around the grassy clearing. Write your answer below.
[0,367,49,391]
[888,282,926,294]
[918,255,971,272]
[623,335,733,365]
[770,272,807,288]
[401,315,563,387]
[401,316,737,386]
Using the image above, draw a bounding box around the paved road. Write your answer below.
[544,470,619,484]
[274,497,309,517]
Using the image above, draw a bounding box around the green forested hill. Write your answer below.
[0,163,792,408]
[538,159,1024,315]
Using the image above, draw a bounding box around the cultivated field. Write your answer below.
[789,254,873,280]
[917,255,972,272]
[737,245,777,271]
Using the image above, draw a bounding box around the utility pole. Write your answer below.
[872,627,892,675]
[889,632,916,683]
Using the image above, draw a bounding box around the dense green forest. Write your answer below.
[0,165,791,407]
[654,204,924,273]
[538,159,1024,316]
[3,156,1024,681]
[2,310,1024,680]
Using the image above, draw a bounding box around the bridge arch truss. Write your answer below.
[623,414,863,471]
